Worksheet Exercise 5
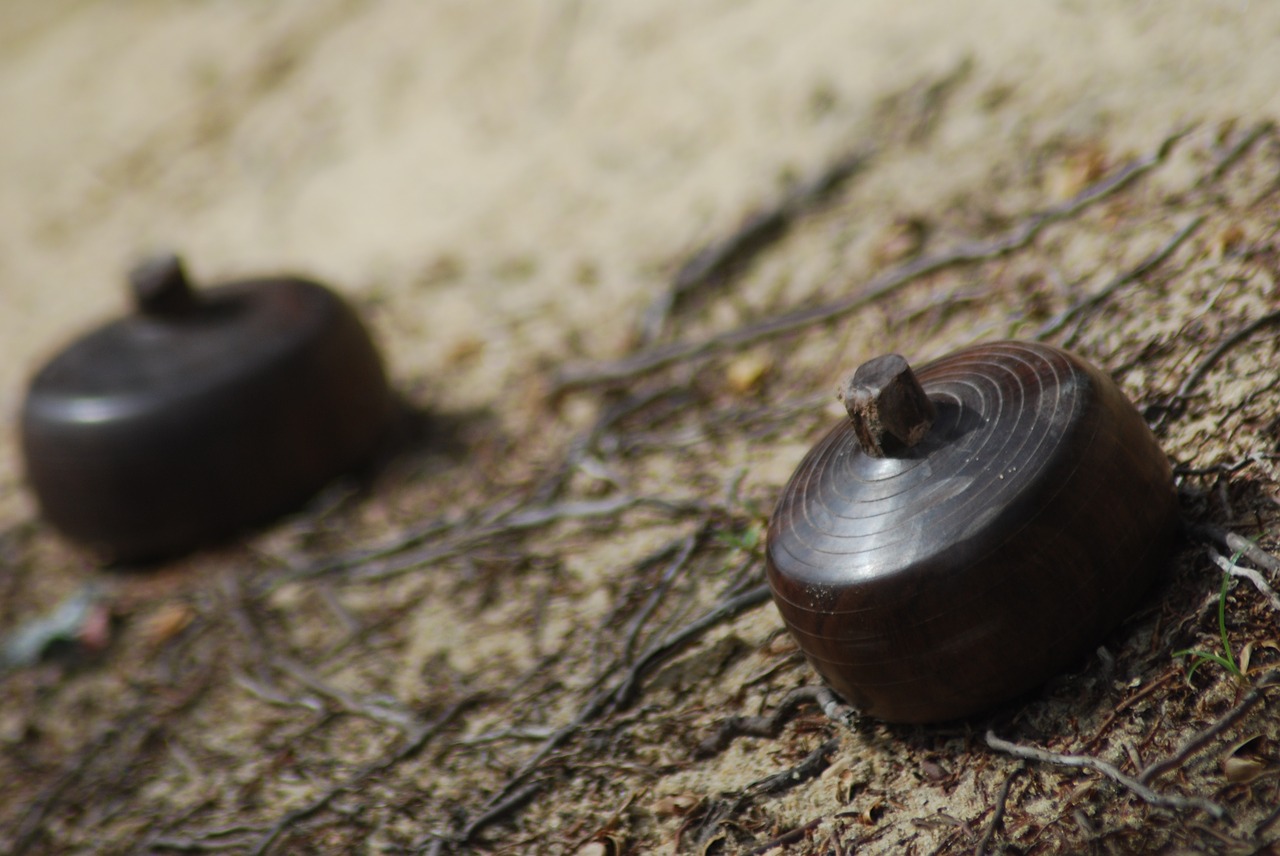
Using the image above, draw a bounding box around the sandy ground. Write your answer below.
[3,2,1280,854]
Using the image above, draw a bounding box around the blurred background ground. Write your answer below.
[2,2,1280,854]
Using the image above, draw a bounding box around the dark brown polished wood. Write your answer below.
[766,341,1178,723]
[21,254,393,561]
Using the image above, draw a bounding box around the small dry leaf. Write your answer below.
[1222,735,1276,784]
[1044,144,1108,201]
[920,759,950,782]
[1016,273,1057,320]
[141,602,195,646]
[575,835,623,856]
[416,253,464,287]
[834,768,862,803]
[653,793,700,817]
[1223,755,1270,784]
[763,631,799,656]
[870,217,926,266]
[699,831,727,855]
[1214,117,1240,147]
[726,353,772,394]
[1253,640,1280,660]
[445,335,485,365]
[859,796,886,825]
[1213,224,1247,258]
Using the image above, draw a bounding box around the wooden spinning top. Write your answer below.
[21,253,394,561]
[765,341,1179,723]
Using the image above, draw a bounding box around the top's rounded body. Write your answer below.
[22,268,393,561]
[765,341,1178,723]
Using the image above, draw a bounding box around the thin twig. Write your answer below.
[1172,308,1280,404]
[285,516,465,581]
[1078,668,1181,754]
[533,386,690,502]
[984,730,1226,819]
[564,789,642,855]
[1202,120,1276,186]
[608,581,773,711]
[151,832,263,853]
[232,670,325,714]
[743,817,826,856]
[639,60,976,346]
[250,697,476,855]
[1175,456,1260,478]
[12,725,131,855]
[621,530,702,662]
[1138,670,1280,786]
[747,737,840,797]
[692,737,839,851]
[1209,549,1280,612]
[975,763,1024,856]
[1255,799,1280,843]
[553,126,1192,392]
[270,654,418,732]
[1189,522,1280,579]
[15,663,219,856]
[641,147,873,343]
[310,495,704,584]
[437,582,774,849]
[458,781,545,844]
[697,685,855,756]
[1035,215,1205,342]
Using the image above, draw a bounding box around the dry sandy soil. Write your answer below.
[3,2,1280,854]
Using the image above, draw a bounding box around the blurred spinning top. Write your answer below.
[765,341,1179,723]
[20,253,393,561]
